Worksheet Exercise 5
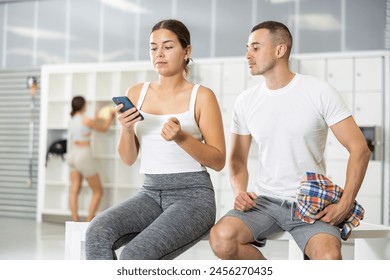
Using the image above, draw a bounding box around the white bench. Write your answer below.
[64,221,390,260]
[65,221,90,260]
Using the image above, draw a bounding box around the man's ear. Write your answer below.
[276,44,287,58]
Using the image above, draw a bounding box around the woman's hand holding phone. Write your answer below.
[112,96,143,132]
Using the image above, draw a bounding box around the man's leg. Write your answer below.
[209,216,266,260]
[288,216,342,260]
[304,233,342,260]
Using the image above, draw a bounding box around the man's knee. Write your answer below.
[209,222,235,259]
[209,221,234,244]
[308,246,342,260]
[305,234,342,260]
[209,217,249,259]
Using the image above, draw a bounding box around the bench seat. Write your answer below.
[64,221,390,260]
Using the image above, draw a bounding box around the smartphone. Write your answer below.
[112,96,144,120]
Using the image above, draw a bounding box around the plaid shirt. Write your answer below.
[295,172,364,240]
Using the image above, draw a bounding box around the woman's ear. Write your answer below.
[184,45,192,59]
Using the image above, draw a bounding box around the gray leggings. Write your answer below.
[85,171,216,260]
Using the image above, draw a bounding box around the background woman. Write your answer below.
[68,96,114,222]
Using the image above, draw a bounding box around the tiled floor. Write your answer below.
[0,216,292,260]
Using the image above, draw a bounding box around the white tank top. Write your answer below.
[134,82,206,174]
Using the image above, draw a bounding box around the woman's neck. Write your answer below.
[157,74,189,95]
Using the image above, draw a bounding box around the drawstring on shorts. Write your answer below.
[280,199,296,221]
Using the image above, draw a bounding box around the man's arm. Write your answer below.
[315,116,371,225]
[229,133,257,211]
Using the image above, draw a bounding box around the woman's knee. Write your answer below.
[85,217,101,242]
[85,216,118,259]
[86,214,112,242]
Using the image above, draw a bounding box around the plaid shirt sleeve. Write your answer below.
[295,172,365,241]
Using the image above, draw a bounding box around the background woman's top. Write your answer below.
[68,114,91,142]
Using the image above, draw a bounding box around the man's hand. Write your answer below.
[234,191,257,212]
[314,202,351,226]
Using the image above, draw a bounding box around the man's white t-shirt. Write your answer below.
[231,74,351,200]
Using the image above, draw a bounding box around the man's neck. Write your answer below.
[264,69,295,90]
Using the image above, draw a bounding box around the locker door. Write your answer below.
[355,57,383,92]
[298,59,326,80]
[327,58,354,92]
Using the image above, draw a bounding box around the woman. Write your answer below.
[85,19,226,260]
[67,96,114,222]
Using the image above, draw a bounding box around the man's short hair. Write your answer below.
[251,21,293,58]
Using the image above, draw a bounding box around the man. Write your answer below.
[209,21,371,260]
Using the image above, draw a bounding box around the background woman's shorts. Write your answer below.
[67,145,98,177]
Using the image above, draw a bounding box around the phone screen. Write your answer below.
[112,96,144,120]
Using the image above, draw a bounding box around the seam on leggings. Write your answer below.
[158,227,211,260]
[111,232,139,259]
[158,190,162,207]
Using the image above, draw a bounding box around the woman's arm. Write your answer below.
[84,116,113,132]
[116,83,143,166]
[83,105,115,132]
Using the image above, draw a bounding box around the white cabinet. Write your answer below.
[355,92,382,126]
[298,59,326,80]
[355,57,382,92]
[297,56,384,126]
[354,57,383,127]
[191,61,222,97]
[221,60,247,95]
[327,58,354,92]
[325,131,349,161]
[37,62,158,222]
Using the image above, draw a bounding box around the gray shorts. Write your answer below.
[67,145,98,177]
[225,195,341,253]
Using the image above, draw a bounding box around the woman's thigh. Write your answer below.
[85,192,162,259]
[120,187,216,260]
